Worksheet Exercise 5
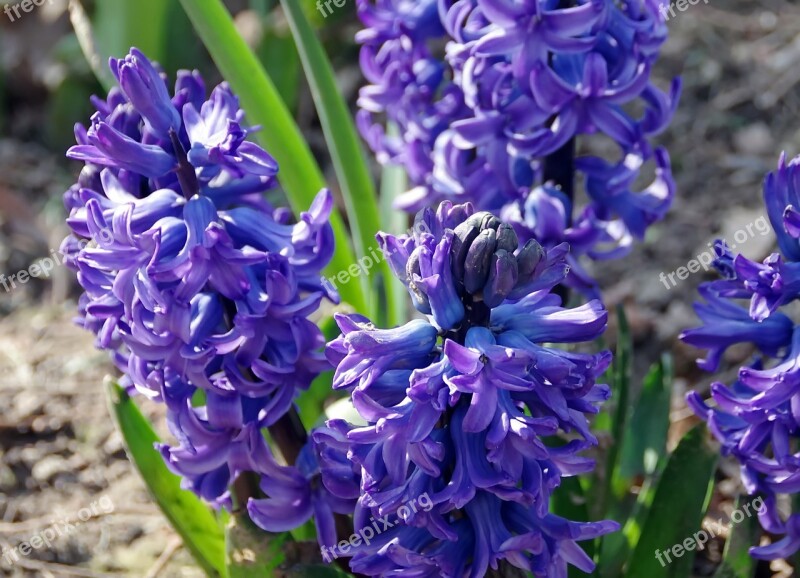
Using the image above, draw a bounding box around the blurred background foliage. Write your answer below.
[0,0,357,156]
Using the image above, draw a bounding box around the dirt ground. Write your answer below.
[2,1,800,577]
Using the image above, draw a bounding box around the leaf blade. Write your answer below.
[627,425,718,578]
[712,495,760,578]
[278,0,401,324]
[620,355,672,480]
[377,126,410,327]
[105,381,226,577]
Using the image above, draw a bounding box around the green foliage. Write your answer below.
[712,495,760,578]
[550,475,593,578]
[257,24,302,116]
[105,381,227,577]
[297,316,342,428]
[626,426,718,577]
[279,0,401,326]
[597,356,674,577]
[602,305,632,512]
[92,0,171,68]
[620,355,672,480]
[376,124,411,327]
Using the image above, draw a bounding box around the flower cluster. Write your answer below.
[357,0,679,295]
[682,153,800,559]
[62,49,346,535]
[319,202,617,576]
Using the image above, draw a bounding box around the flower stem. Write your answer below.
[542,137,576,226]
[267,408,307,465]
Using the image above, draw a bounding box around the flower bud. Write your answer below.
[517,238,545,280]
[483,249,519,307]
[450,220,481,287]
[463,228,497,294]
[465,211,500,232]
[495,223,518,253]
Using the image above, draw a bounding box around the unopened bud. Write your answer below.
[516,239,544,280]
[483,250,519,308]
[495,223,519,253]
[451,221,481,287]
[465,212,500,232]
[463,229,497,294]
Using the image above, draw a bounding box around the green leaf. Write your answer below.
[551,475,594,577]
[712,495,761,578]
[105,380,226,577]
[67,0,115,91]
[379,125,409,237]
[620,355,672,480]
[376,125,410,327]
[597,356,673,577]
[160,1,208,77]
[627,426,718,578]
[597,305,632,515]
[177,0,366,315]
[298,369,336,430]
[278,0,401,326]
[257,21,302,116]
[598,452,663,578]
[297,316,341,428]
[93,0,171,67]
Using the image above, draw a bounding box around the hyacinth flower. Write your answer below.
[317,201,618,576]
[682,152,800,560]
[356,0,680,295]
[61,48,351,536]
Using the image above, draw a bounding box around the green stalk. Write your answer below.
[279,0,403,324]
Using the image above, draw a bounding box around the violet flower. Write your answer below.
[319,202,618,576]
[357,0,680,296]
[63,48,344,537]
[683,152,800,560]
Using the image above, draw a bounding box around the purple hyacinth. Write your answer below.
[318,202,617,576]
[357,0,680,295]
[682,153,800,560]
[63,48,346,537]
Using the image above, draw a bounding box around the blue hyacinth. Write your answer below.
[317,201,618,576]
[356,0,680,296]
[683,152,800,560]
[63,48,348,539]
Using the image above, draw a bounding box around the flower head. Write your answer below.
[319,201,617,576]
[683,153,800,560]
[357,0,680,296]
[64,48,341,535]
